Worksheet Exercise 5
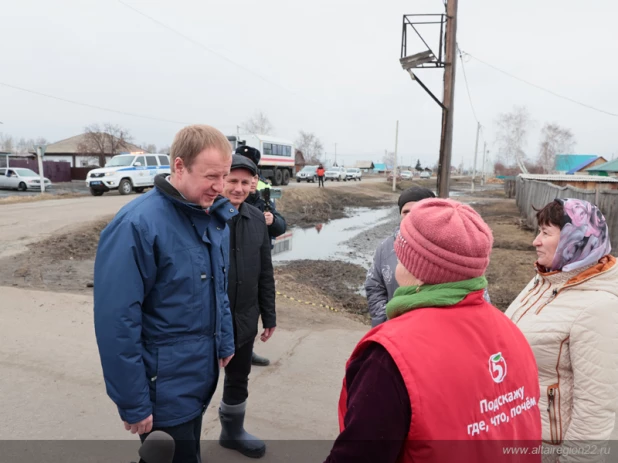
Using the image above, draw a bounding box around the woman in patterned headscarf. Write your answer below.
[505,198,618,457]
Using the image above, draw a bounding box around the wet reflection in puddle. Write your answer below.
[273,207,394,266]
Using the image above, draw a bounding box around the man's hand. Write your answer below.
[123,415,153,435]
[219,354,234,369]
[264,212,274,226]
[260,327,276,342]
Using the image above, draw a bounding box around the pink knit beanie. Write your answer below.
[394,198,493,284]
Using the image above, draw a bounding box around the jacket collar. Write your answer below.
[154,174,237,222]
[535,254,616,288]
[238,202,252,219]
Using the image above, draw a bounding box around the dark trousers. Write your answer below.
[223,339,255,405]
[318,176,324,187]
[139,413,203,463]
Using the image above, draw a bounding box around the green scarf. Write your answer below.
[385,276,488,320]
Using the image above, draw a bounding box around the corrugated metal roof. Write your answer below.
[554,154,598,171]
[587,159,618,173]
[355,161,375,169]
[520,174,618,183]
[566,156,605,174]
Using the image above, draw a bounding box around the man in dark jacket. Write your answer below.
[236,145,287,241]
[93,125,237,463]
[236,145,286,367]
[219,154,276,459]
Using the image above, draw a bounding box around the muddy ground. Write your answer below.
[0,181,538,319]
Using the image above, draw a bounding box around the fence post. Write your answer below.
[36,145,47,193]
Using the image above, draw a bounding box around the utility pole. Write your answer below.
[36,145,47,194]
[481,141,487,186]
[392,120,399,192]
[471,121,480,192]
[436,0,459,198]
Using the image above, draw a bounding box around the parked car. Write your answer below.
[387,172,402,182]
[85,153,171,196]
[401,170,413,180]
[420,171,431,179]
[0,167,52,191]
[325,166,347,181]
[296,165,318,183]
[345,168,362,181]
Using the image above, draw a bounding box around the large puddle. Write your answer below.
[273,207,396,267]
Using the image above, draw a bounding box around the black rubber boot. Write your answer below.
[251,352,270,367]
[219,401,266,459]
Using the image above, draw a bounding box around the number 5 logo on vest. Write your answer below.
[489,353,507,383]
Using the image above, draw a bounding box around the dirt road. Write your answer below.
[0,285,365,462]
[285,176,382,188]
[0,195,134,259]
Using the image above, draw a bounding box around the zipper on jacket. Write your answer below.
[534,289,558,315]
[547,384,561,445]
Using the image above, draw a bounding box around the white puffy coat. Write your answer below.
[505,256,618,457]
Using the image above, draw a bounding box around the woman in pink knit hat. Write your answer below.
[324,199,542,463]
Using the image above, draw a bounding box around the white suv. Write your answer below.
[345,168,362,181]
[325,166,347,181]
[86,153,171,196]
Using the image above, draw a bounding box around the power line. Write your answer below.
[461,50,618,118]
[457,45,481,127]
[116,0,293,95]
[0,81,192,125]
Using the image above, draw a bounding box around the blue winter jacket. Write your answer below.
[93,177,237,428]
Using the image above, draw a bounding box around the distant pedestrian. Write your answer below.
[317,164,325,187]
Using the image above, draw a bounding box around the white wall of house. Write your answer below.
[75,155,101,167]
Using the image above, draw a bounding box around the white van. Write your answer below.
[85,153,171,196]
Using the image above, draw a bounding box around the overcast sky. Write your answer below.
[2,0,617,169]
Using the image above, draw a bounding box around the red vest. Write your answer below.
[339,291,542,462]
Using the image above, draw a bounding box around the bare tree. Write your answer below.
[538,123,575,173]
[159,145,171,154]
[16,138,28,155]
[242,111,274,135]
[383,151,396,171]
[495,106,534,174]
[142,143,157,153]
[296,131,324,164]
[78,123,133,166]
[0,134,14,153]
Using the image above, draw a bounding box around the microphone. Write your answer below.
[138,431,175,463]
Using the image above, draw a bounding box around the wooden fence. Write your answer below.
[7,159,72,183]
[71,166,98,180]
[515,177,618,254]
